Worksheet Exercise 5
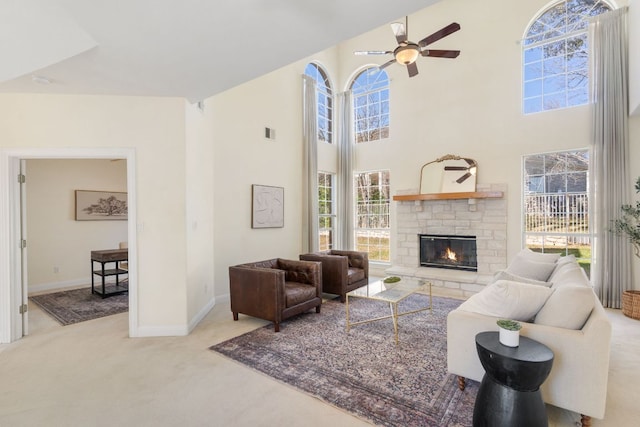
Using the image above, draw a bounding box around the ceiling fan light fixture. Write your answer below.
[394,43,419,65]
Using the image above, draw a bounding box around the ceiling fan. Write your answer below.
[354,17,460,77]
[444,158,477,183]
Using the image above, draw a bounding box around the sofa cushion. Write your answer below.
[534,285,595,329]
[458,280,553,321]
[517,248,562,263]
[492,270,552,287]
[550,264,590,288]
[506,256,557,282]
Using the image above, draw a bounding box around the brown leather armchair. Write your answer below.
[299,250,369,302]
[229,258,322,332]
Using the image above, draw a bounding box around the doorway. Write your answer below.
[0,148,138,343]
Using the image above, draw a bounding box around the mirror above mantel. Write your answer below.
[420,154,477,194]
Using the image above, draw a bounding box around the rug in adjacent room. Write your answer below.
[30,286,128,326]
[211,294,478,426]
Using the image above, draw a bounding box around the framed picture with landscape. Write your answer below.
[75,190,128,221]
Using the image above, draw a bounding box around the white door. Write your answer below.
[19,159,28,336]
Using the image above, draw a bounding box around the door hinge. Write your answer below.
[19,304,28,314]
[20,239,27,249]
[18,174,25,184]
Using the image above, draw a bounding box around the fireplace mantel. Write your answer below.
[392,191,503,201]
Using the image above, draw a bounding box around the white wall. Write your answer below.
[185,101,216,324]
[0,94,190,332]
[26,159,127,291]
[209,48,340,296]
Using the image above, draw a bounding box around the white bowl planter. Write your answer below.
[497,319,521,347]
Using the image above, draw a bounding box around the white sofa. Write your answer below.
[447,249,611,426]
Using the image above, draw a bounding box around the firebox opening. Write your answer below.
[419,234,477,272]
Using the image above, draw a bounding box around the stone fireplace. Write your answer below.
[386,183,508,298]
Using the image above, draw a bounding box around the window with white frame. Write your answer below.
[318,172,335,251]
[350,67,390,143]
[304,63,333,143]
[355,170,390,262]
[522,0,612,114]
[523,150,591,274]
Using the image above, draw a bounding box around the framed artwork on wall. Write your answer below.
[252,184,284,228]
[75,190,128,221]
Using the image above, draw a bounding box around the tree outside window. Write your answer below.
[522,0,611,114]
[304,63,333,143]
[355,170,390,262]
[350,68,390,143]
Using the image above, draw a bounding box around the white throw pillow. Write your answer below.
[507,256,557,282]
[517,248,561,263]
[550,264,590,289]
[458,280,553,321]
[492,270,552,287]
[534,286,595,330]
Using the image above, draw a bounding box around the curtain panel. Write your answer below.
[590,7,631,308]
[302,75,319,252]
[336,91,354,250]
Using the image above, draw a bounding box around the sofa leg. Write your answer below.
[316,305,321,313]
[233,312,238,321]
[581,415,591,427]
[340,295,346,303]
[457,376,466,391]
[274,322,280,332]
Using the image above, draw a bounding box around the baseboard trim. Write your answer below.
[28,278,96,295]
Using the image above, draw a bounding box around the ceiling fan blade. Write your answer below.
[444,166,468,171]
[418,22,461,48]
[421,49,460,59]
[354,50,393,56]
[378,59,396,70]
[391,21,407,44]
[407,62,418,78]
[456,172,472,184]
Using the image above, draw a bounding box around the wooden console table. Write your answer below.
[91,249,128,298]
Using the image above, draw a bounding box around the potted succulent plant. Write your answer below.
[497,319,522,347]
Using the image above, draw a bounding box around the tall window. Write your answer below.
[522,0,611,114]
[350,67,390,143]
[355,170,390,262]
[304,63,333,143]
[523,150,591,273]
[318,172,335,251]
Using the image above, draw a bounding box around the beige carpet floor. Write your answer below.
[0,288,638,426]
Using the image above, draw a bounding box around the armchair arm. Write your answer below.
[229,266,285,322]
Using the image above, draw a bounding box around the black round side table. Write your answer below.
[473,331,554,427]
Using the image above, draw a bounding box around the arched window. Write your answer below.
[350,67,390,143]
[522,0,612,114]
[304,63,333,143]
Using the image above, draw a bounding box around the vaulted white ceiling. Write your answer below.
[0,0,439,103]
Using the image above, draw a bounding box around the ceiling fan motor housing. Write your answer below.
[394,42,420,65]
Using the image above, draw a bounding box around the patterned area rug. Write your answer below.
[29,286,128,326]
[211,295,478,426]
